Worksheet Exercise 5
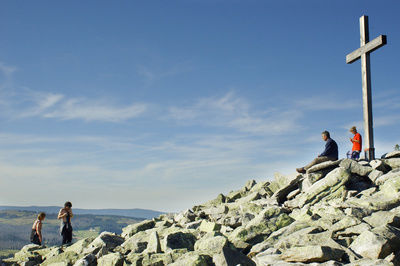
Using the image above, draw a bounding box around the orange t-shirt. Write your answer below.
[352,133,362,151]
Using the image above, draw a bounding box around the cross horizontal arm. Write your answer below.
[346,35,387,64]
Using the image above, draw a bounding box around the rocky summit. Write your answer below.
[2,150,400,266]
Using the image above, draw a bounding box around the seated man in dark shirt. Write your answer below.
[296,130,338,174]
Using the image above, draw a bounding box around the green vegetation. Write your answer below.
[0,249,19,260]
[0,210,143,258]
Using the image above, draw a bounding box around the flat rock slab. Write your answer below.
[349,231,391,259]
[89,232,124,250]
[306,160,341,174]
[280,245,345,263]
[383,158,400,170]
[121,220,155,238]
[375,169,400,185]
[384,151,400,159]
[363,211,400,228]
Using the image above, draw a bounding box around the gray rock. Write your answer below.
[336,223,372,237]
[162,231,197,252]
[363,211,400,228]
[73,254,96,266]
[375,169,400,185]
[168,252,213,266]
[346,258,394,265]
[174,209,196,225]
[194,234,229,252]
[229,206,293,244]
[236,192,261,205]
[286,167,351,208]
[120,230,148,253]
[199,220,221,233]
[121,220,155,238]
[306,160,341,174]
[250,181,273,196]
[383,158,400,170]
[96,252,124,266]
[340,159,373,176]
[245,179,257,191]
[349,231,391,259]
[384,151,400,159]
[144,231,161,254]
[273,174,303,204]
[372,225,400,253]
[280,245,345,263]
[212,246,256,266]
[226,190,242,202]
[331,216,361,232]
[41,251,80,266]
[88,232,124,251]
[185,220,202,230]
[64,237,95,254]
[368,169,384,183]
[287,188,301,200]
[370,160,390,173]
[344,207,372,219]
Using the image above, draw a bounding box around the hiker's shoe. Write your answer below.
[296,167,306,174]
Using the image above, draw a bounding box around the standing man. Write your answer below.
[296,131,338,174]
[347,126,362,159]
[58,201,73,245]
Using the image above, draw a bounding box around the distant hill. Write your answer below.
[0,206,164,220]
[0,209,143,253]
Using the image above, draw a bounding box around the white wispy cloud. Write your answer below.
[42,98,147,122]
[295,95,359,110]
[3,88,147,122]
[0,62,17,78]
[168,92,302,135]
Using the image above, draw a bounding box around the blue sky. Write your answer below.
[0,1,399,212]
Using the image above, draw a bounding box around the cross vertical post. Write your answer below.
[346,15,387,161]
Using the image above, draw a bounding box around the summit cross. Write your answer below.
[346,15,387,161]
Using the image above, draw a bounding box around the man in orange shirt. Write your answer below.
[347,126,362,159]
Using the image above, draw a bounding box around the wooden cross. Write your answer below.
[346,15,387,161]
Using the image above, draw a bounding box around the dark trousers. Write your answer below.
[62,229,73,244]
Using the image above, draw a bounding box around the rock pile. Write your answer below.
[2,151,400,266]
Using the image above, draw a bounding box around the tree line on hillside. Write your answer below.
[0,210,142,252]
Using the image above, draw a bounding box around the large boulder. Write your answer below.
[286,167,351,208]
[280,245,345,263]
[375,169,400,185]
[340,159,373,176]
[199,220,221,233]
[383,158,400,170]
[349,231,391,259]
[162,231,197,252]
[73,254,96,266]
[144,231,161,254]
[212,246,256,266]
[65,237,96,254]
[168,252,213,266]
[194,233,229,253]
[41,251,80,266]
[363,211,400,228]
[306,160,341,174]
[121,220,155,238]
[384,151,400,159]
[96,252,124,266]
[88,232,124,251]
[121,230,149,253]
